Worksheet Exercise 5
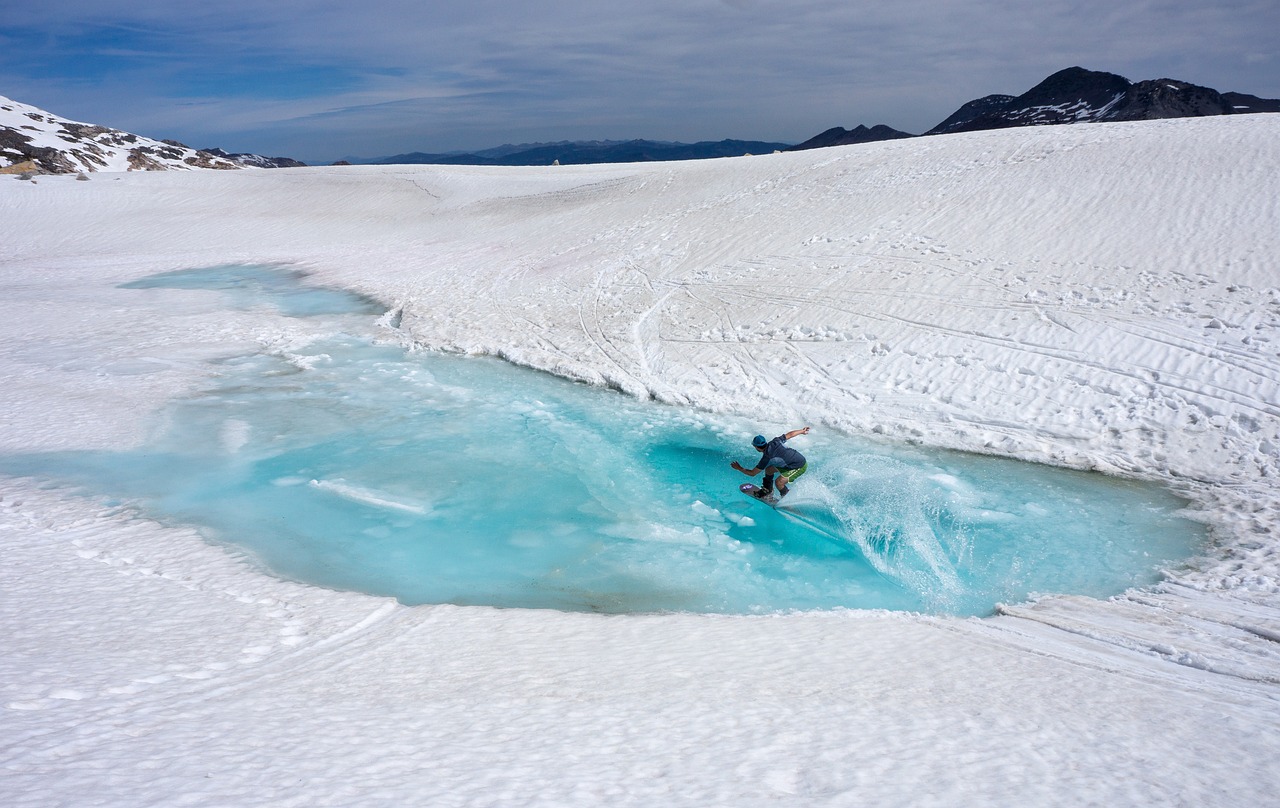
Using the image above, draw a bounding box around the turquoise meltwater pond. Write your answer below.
[0,265,1207,615]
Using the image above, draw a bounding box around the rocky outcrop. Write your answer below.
[1,95,305,173]
[202,147,307,169]
[926,67,1277,136]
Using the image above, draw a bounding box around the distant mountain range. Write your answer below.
[790,66,1280,150]
[350,138,792,167]
[3,67,1277,174]
[351,66,1278,162]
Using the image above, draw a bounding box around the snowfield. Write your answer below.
[2,115,1279,806]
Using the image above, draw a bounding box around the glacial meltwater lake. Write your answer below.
[0,265,1208,615]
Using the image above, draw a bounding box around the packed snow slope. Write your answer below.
[2,115,1279,806]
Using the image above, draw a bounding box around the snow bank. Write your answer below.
[2,115,1278,805]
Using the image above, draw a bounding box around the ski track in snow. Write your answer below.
[2,115,1279,806]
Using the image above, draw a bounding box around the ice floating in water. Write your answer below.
[0,265,1208,615]
[309,479,432,516]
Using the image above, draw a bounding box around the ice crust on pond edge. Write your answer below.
[2,115,1280,806]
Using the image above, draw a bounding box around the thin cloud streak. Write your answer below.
[2,0,1276,162]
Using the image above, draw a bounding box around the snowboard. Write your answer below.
[739,482,779,507]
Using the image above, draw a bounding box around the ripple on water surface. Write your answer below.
[0,265,1208,615]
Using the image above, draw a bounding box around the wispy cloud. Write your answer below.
[3,0,1277,162]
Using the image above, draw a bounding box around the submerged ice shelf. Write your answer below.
[0,265,1207,615]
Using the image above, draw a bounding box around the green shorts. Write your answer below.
[779,464,807,483]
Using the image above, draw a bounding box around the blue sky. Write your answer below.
[2,0,1276,164]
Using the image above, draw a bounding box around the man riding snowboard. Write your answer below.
[731,427,810,499]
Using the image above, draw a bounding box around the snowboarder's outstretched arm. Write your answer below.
[782,427,811,440]
[730,461,761,476]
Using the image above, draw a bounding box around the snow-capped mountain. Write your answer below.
[926,66,1280,135]
[0,95,304,174]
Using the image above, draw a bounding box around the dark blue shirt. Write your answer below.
[754,435,806,470]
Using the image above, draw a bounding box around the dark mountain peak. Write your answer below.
[788,124,914,151]
[1021,67,1131,105]
[925,66,1277,136]
[793,66,1278,155]
[928,68,1135,135]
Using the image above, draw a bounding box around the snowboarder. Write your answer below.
[731,427,810,499]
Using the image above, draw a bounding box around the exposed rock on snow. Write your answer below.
[927,66,1280,135]
[0,95,303,173]
[201,147,308,169]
